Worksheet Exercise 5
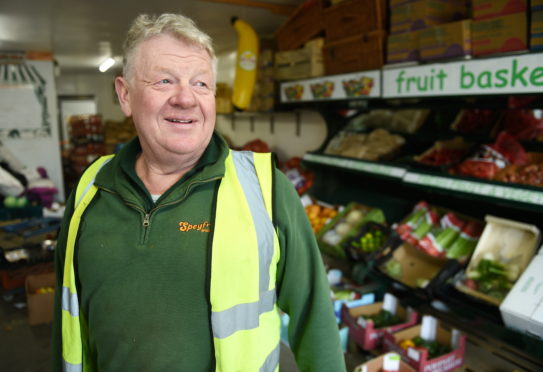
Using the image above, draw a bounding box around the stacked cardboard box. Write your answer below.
[471,0,528,56]
[531,0,543,51]
[68,115,106,175]
[103,118,137,153]
[274,38,324,81]
[322,0,388,74]
[250,47,276,111]
[388,0,470,64]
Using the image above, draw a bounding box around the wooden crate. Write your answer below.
[324,0,387,42]
[275,0,324,51]
[323,31,386,75]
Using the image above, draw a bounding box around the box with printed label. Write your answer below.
[382,319,466,372]
[390,0,468,34]
[500,252,543,339]
[472,0,527,20]
[341,296,418,350]
[387,30,420,63]
[531,9,543,51]
[471,12,528,56]
[418,20,471,61]
[353,353,418,372]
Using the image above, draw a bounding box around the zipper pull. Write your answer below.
[143,213,150,227]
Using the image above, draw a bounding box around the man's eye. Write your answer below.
[195,81,208,88]
[157,79,171,84]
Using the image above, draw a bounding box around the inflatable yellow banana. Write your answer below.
[231,17,259,110]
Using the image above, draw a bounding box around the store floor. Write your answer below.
[1,290,366,372]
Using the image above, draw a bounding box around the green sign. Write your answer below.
[383,53,543,98]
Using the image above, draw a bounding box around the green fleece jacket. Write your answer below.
[52,133,346,372]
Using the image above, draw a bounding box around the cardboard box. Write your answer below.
[531,9,543,52]
[418,20,471,61]
[323,31,386,75]
[472,12,528,56]
[274,38,324,81]
[390,0,468,34]
[383,319,466,372]
[324,0,387,42]
[342,299,419,350]
[354,352,418,372]
[455,215,540,306]
[387,30,420,63]
[534,0,543,11]
[472,0,527,20]
[500,252,543,339]
[378,242,446,291]
[25,272,55,326]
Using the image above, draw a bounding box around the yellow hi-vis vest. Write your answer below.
[61,151,281,372]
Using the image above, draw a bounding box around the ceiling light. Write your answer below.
[98,57,115,72]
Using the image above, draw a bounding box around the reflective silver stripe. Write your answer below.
[211,151,276,339]
[62,359,82,372]
[212,289,276,338]
[75,157,113,209]
[260,342,280,372]
[231,151,274,294]
[61,286,79,317]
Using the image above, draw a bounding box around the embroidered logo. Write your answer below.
[179,221,211,233]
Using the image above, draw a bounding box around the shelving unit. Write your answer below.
[279,52,543,370]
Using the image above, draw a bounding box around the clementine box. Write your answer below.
[471,12,528,56]
[418,20,471,61]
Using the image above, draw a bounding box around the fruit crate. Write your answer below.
[343,222,391,262]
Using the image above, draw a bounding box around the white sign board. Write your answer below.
[383,54,543,98]
[280,70,381,103]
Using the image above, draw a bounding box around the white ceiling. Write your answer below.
[0,0,303,72]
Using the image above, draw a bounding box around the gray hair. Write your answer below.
[122,13,217,85]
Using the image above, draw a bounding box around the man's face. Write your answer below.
[116,34,216,160]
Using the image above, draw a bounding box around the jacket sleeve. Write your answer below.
[273,169,347,372]
[51,191,76,372]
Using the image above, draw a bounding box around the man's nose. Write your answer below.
[169,84,196,107]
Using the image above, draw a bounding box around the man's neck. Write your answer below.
[135,152,200,195]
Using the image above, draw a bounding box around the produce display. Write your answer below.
[360,309,404,329]
[318,203,386,258]
[344,222,389,261]
[395,201,484,260]
[347,109,429,134]
[304,203,338,233]
[414,137,471,168]
[399,336,451,360]
[450,108,501,135]
[324,129,405,161]
[451,131,528,180]
[281,157,314,195]
[461,254,519,302]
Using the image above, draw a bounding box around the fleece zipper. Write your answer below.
[98,176,222,244]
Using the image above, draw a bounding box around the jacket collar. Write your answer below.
[94,131,230,207]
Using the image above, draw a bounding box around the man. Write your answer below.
[52,13,345,372]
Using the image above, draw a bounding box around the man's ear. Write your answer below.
[115,76,132,117]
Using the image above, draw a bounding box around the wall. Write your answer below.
[55,71,125,122]
[215,111,327,162]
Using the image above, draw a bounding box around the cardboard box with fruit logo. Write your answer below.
[383,316,466,372]
[341,293,418,350]
[317,202,386,259]
[25,272,55,326]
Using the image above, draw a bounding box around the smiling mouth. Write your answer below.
[166,118,194,124]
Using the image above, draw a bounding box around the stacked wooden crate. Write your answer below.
[322,0,388,74]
